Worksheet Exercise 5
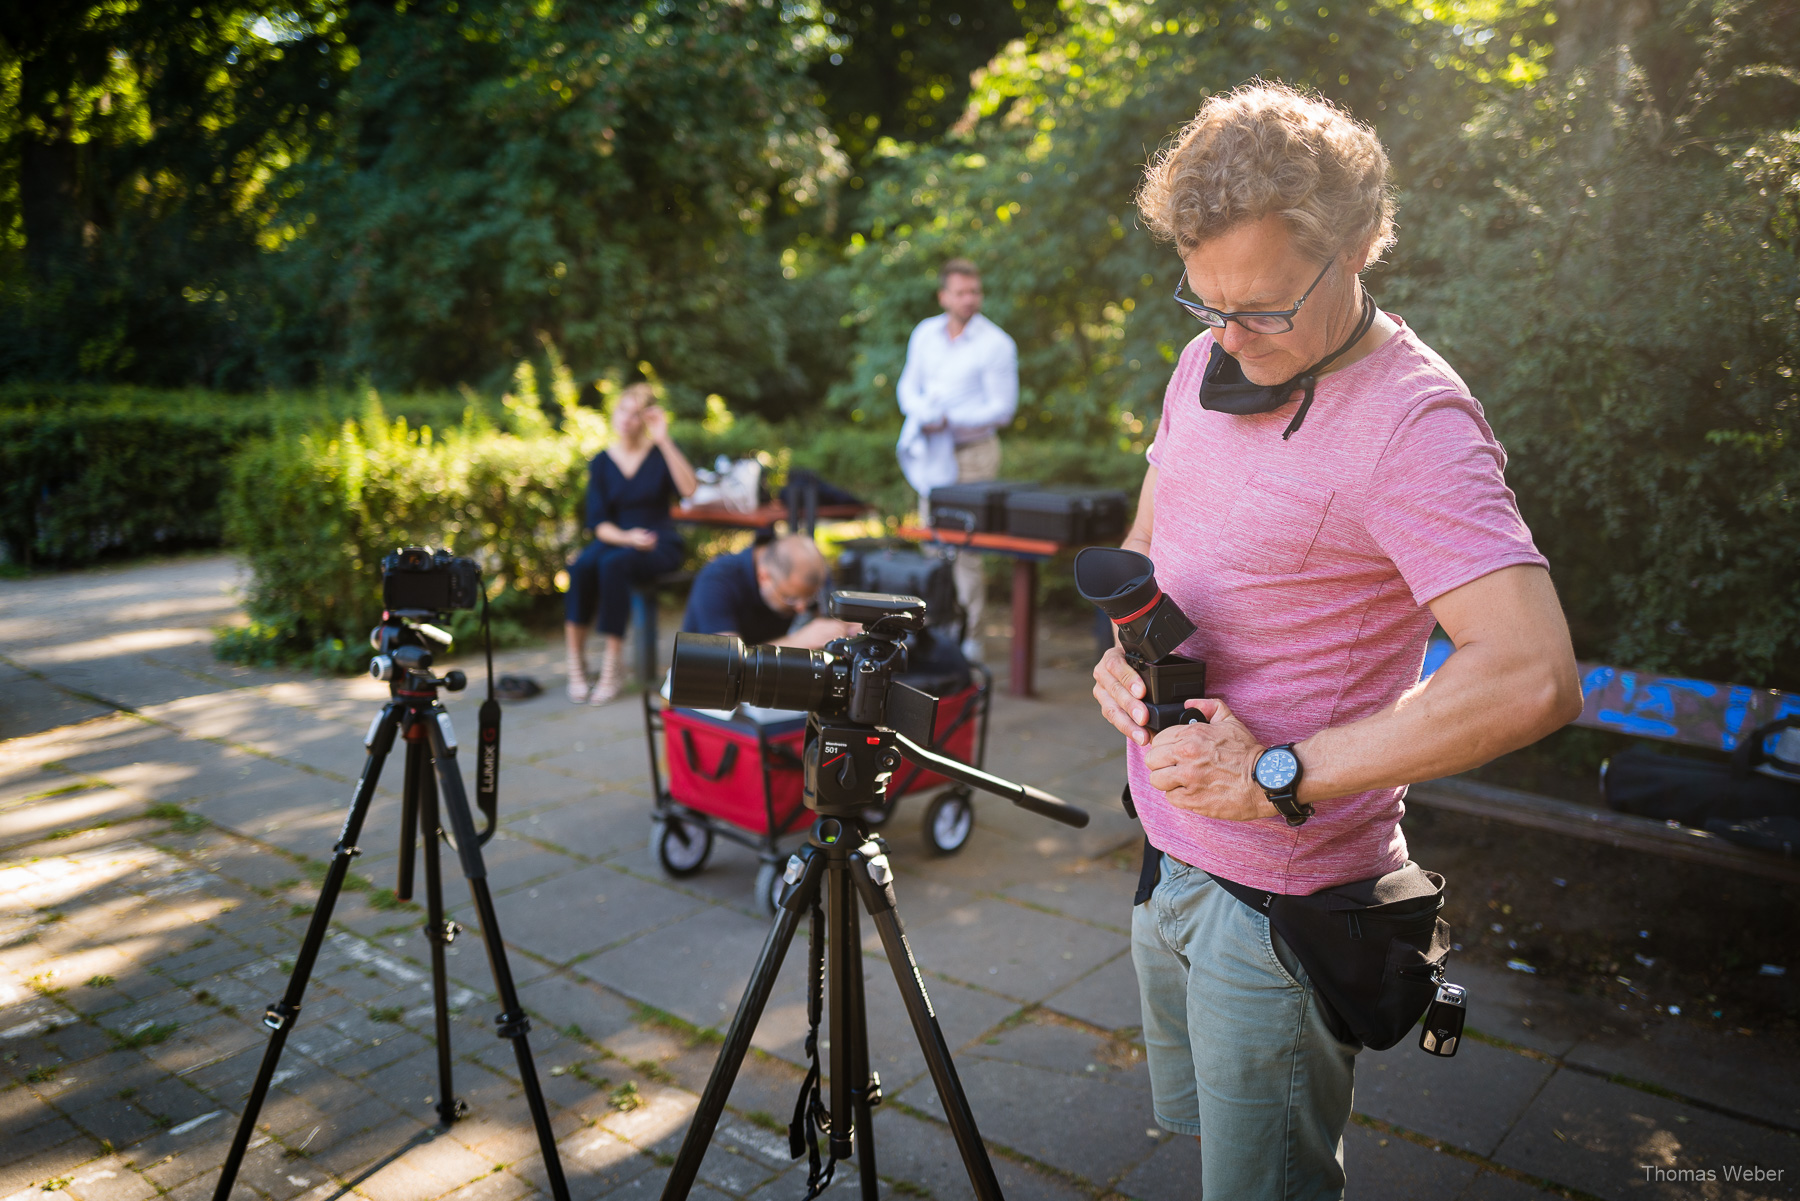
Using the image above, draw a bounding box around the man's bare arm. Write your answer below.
[1295,564,1583,802]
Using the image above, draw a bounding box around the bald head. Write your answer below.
[755,533,827,615]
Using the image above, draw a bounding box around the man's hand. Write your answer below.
[1142,698,1273,821]
[1092,647,1151,746]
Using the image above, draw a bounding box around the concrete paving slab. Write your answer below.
[507,790,656,862]
[573,906,800,1032]
[999,858,1136,932]
[1355,1037,1556,1157]
[894,1055,1157,1183]
[499,862,708,965]
[1491,1069,1800,1200]
[900,895,1126,1003]
[1343,1121,1483,1200]
[1040,949,1141,1031]
[1459,1169,1564,1199]
[1114,1130,1203,1199]
[1565,1022,1800,1131]
[0,663,115,740]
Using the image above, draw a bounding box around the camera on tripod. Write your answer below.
[381,546,482,613]
[1075,547,1208,733]
[669,592,940,754]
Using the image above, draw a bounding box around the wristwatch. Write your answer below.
[1253,744,1314,827]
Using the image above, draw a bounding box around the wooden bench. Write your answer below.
[1411,636,1800,883]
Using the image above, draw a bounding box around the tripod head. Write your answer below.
[670,592,1089,830]
[369,612,469,697]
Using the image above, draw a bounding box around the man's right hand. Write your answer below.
[1093,647,1152,747]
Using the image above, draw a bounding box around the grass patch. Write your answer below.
[85,975,113,988]
[23,782,94,802]
[42,1176,73,1192]
[369,1006,404,1023]
[110,1022,179,1050]
[609,1081,644,1113]
[631,1003,723,1049]
[46,820,113,840]
[368,889,408,911]
[744,1109,784,1135]
[24,1066,58,1084]
[144,803,206,834]
[569,1063,610,1090]
[890,1181,932,1198]
[633,1058,673,1084]
[289,904,313,919]
[376,923,417,938]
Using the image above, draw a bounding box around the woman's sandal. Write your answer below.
[587,658,624,705]
[566,656,591,704]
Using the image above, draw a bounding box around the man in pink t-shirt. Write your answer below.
[1092,85,1583,1199]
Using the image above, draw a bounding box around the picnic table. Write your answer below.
[894,525,1064,698]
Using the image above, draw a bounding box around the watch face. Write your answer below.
[1256,747,1300,790]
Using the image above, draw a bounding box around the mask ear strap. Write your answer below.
[1281,290,1376,441]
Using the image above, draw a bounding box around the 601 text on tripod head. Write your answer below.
[659,592,1089,1201]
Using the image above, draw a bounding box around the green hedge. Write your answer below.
[0,385,478,567]
[213,394,1148,666]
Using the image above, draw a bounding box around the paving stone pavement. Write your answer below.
[3,555,1797,1201]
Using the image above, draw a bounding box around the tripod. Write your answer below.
[213,618,570,1201]
[660,719,1089,1201]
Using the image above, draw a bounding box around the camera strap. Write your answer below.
[475,592,501,838]
[788,899,838,1198]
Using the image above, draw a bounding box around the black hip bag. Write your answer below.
[1133,830,1456,1052]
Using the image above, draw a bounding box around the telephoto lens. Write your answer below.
[667,633,837,712]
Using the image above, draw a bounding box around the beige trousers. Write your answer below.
[918,435,1000,642]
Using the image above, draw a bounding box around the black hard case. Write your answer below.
[928,480,1033,533]
[1004,487,1130,544]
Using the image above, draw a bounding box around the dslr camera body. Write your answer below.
[668,592,942,818]
[381,546,482,614]
[1075,547,1208,734]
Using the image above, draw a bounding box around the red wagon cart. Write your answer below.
[642,665,992,913]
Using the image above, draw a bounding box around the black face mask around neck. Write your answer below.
[1197,291,1378,440]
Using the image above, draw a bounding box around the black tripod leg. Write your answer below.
[842,892,880,1200]
[826,860,855,1161]
[660,849,821,1201]
[422,713,571,1201]
[213,702,402,1201]
[415,752,464,1126]
[848,844,1004,1201]
[396,737,419,902]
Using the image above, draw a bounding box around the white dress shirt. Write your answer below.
[896,312,1019,443]
[894,312,1019,495]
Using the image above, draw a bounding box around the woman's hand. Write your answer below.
[644,405,671,445]
[1142,698,1272,821]
[1092,647,1151,747]
[627,528,658,551]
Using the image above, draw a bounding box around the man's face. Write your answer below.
[1179,215,1358,386]
[937,272,983,323]
[757,564,816,617]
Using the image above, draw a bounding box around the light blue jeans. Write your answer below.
[1132,853,1359,1200]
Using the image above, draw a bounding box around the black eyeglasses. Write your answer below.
[1173,258,1335,334]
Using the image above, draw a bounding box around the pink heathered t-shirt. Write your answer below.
[1128,317,1547,894]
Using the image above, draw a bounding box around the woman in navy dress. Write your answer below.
[564,383,697,703]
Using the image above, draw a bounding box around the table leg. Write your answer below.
[1010,559,1037,698]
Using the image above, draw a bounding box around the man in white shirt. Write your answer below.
[895,259,1019,661]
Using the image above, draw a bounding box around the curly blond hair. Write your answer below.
[1137,82,1395,264]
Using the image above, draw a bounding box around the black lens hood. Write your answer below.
[1073,547,1159,621]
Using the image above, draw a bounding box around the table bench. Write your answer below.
[893,525,1064,699]
[1411,637,1800,882]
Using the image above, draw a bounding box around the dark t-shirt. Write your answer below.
[681,548,792,645]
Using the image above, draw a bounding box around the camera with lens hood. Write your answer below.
[1075,547,1208,734]
[381,546,482,613]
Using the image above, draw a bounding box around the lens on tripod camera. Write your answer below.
[669,634,836,712]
